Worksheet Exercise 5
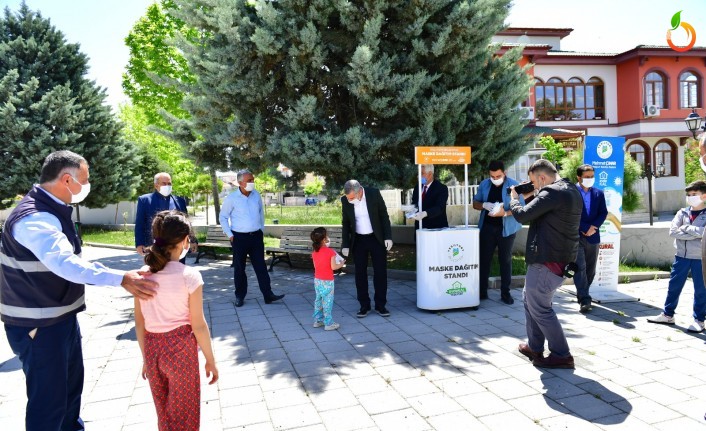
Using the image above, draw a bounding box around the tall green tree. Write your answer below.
[123,1,195,127]
[123,1,228,219]
[684,138,706,184]
[165,0,532,190]
[0,4,140,209]
[118,104,209,197]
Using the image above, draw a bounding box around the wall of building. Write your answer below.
[616,57,642,123]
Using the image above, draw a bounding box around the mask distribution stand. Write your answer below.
[415,146,479,310]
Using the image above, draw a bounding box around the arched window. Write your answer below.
[627,141,649,172]
[587,77,605,119]
[644,72,666,108]
[654,140,677,176]
[567,78,583,119]
[533,77,605,121]
[680,71,701,108]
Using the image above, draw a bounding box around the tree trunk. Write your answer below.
[210,169,220,223]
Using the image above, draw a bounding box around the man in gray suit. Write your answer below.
[341,180,393,318]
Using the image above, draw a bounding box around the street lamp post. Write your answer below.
[685,108,703,140]
[644,161,665,226]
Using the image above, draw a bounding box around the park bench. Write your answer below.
[265,226,342,271]
[195,225,231,263]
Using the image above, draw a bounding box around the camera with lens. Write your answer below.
[563,262,578,278]
[506,182,535,195]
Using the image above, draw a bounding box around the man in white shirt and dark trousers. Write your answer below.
[341,180,393,317]
[219,169,285,307]
[0,150,157,431]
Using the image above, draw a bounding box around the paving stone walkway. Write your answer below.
[1,246,705,430]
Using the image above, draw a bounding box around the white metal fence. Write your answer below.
[402,185,479,207]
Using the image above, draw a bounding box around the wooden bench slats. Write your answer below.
[195,226,231,263]
[195,225,344,268]
[265,227,343,271]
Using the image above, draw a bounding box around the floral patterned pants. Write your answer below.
[313,278,335,326]
[144,324,200,431]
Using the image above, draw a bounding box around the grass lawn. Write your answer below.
[81,227,669,273]
[264,204,341,225]
[81,226,135,247]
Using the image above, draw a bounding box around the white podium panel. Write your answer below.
[416,227,480,310]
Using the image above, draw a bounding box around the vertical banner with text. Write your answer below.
[583,135,633,301]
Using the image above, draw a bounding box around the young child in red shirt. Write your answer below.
[134,210,218,430]
[311,227,345,330]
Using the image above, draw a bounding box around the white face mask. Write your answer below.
[490,177,504,187]
[158,185,172,197]
[686,195,703,207]
[245,182,255,192]
[68,176,91,204]
[581,178,595,188]
[179,238,189,260]
[324,239,330,247]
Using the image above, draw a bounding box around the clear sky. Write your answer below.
[0,0,155,108]
[1,0,706,109]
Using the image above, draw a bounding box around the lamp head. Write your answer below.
[685,108,703,139]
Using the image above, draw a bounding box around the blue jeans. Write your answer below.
[523,263,571,357]
[664,255,706,321]
[5,316,85,431]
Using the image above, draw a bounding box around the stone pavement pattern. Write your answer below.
[1,246,705,430]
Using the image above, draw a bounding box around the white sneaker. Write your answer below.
[313,321,324,328]
[647,313,675,324]
[687,320,705,333]
[324,322,340,331]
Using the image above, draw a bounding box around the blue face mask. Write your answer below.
[421,177,428,186]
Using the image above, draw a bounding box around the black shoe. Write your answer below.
[235,297,244,307]
[580,302,592,313]
[264,293,285,304]
[533,353,575,369]
[500,293,514,305]
[375,307,390,317]
[356,307,371,318]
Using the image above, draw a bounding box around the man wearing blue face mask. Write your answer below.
[220,169,285,307]
[341,179,393,317]
[573,164,607,313]
[135,172,196,261]
[473,160,523,304]
[410,164,449,229]
[0,150,158,431]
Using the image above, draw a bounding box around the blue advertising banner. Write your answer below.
[583,136,634,301]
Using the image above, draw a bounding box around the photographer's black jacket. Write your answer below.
[510,178,582,264]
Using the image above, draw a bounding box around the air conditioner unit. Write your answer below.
[643,104,660,118]
[517,105,535,120]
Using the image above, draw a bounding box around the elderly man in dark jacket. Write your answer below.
[509,159,582,369]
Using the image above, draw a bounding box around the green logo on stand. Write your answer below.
[447,243,464,262]
[446,281,467,296]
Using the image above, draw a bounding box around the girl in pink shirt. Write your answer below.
[134,210,218,431]
[311,227,345,331]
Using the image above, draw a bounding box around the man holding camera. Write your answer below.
[509,159,582,369]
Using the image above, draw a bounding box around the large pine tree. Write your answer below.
[165,0,532,188]
[0,3,140,208]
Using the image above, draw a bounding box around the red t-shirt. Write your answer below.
[312,246,336,280]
